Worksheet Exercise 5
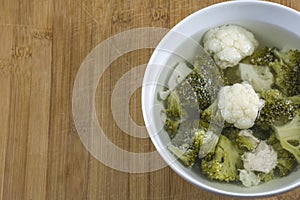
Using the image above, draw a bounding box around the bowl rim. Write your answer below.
[142,0,300,197]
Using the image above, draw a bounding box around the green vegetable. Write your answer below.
[288,94,300,108]
[270,49,300,96]
[274,114,300,163]
[257,89,295,126]
[199,100,233,131]
[164,54,225,145]
[170,120,199,146]
[164,118,181,136]
[243,47,300,96]
[273,48,300,68]
[163,30,300,187]
[242,47,277,66]
[199,100,217,130]
[168,144,196,167]
[258,170,275,182]
[168,129,205,167]
[201,135,243,182]
[165,91,182,118]
[198,103,225,158]
[276,158,297,177]
[236,130,260,151]
[164,91,184,136]
[267,133,297,176]
[176,69,212,112]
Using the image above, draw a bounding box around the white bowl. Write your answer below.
[142,0,300,197]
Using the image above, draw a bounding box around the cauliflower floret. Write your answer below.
[239,169,260,188]
[218,82,264,129]
[242,141,278,173]
[203,24,259,69]
[239,63,274,92]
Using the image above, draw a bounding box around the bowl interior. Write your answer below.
[142,0,300,197]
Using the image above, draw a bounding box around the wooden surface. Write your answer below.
[1,0,300,199]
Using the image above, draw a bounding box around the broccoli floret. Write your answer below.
[168,129,205,167]
[276,157,297,177]
[181,55,224,112]
[274,114,300,163]
[168,144,196,167]
[164,91,185,136]
[201,135,243,182]
[236,130,260,151]
[270,49,300,96]
[176,70,212,112]
[165,91,183,119]
[243,47,300,96]
[289,94,300,108]
[192,129,204,150]
[164,118,181,136]
[165,54,225,156]
[273,48,300,67]
[242,47,277,66]
[257,170,275,183]
[257,89,294,126]
[199,100,217,130]
[170,120,199,146]
[176,52,222,114]
[267,133,297,176]
[199,100,232,131]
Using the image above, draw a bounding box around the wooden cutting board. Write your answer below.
[0,0,300,199]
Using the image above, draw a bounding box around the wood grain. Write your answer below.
[0,0,300,199]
